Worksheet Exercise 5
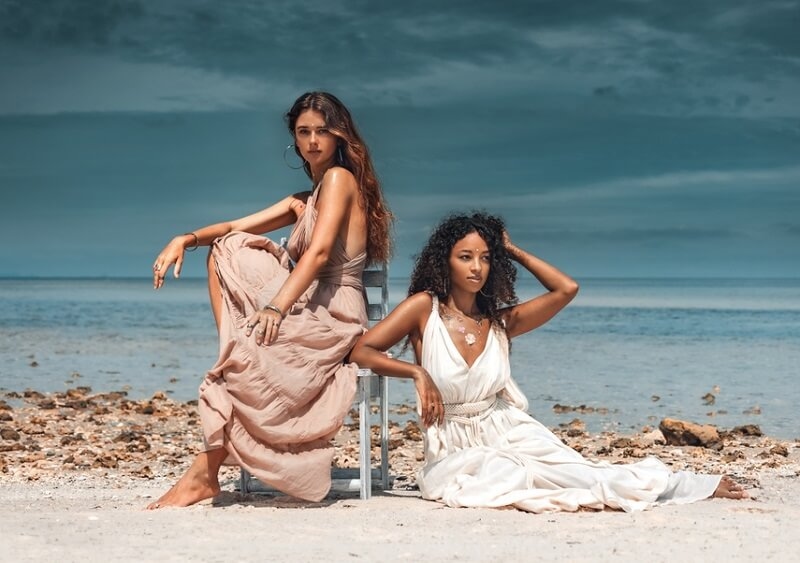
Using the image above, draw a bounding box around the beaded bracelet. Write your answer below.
[263,304,285,318]
[184,232,199,252]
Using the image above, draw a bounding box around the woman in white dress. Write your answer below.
[350,212,747,513]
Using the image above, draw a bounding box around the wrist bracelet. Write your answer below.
[184,232,199,252]
[263,304,284,318]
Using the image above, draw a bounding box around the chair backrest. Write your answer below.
[362,263,389,323]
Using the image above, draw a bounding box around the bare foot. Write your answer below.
[712,475,749,500]
[146,449,225,509]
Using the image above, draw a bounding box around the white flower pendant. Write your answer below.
[450,310,480,346]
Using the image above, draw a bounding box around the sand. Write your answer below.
[2,388,799,562]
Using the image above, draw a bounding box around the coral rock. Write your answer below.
[659,418,720,448]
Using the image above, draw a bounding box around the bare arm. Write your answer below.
[266,169,356,316]
[246,168,361,346]
[350,292,444,427]
[500,233,579,339]
[152,192,309,288]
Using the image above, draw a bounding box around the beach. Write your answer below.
[2,388,798,562]
[2,277,798,561]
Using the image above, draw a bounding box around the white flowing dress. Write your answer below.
[418,296,720,513]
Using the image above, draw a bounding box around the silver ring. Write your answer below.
[153,265,160,271]
[246,323,255,329]
[256,330,265,335]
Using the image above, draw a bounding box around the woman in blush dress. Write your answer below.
[148,92,392,508]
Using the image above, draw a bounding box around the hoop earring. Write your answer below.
[479,287,491,297]
[283,144,305,170]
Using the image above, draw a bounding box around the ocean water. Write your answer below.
[1,277,798,439]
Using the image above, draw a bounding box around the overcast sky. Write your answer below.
[1,0,798,278]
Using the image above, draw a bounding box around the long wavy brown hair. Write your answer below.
[285,92,393,264]
[408,212,518,330]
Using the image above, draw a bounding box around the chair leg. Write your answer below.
[358,375,372,499]
[240,468,250,494]
[379,375,390,490]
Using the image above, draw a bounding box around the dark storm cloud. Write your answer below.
[4,0,796,59]
[0,0,798,277]
[0,0,144,46]
[508,226,737,244]
[2,0,797,115]
[782,223,800,238]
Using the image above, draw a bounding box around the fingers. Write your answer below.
[422,403,433,427]
[502,230,519,253]
[153,260,165,289]
[424,401,443,426]
[427,404,436,427]
[422,392,444,427]
[245,315,263,342]
[152,255,176,289]
[152,244,186,288]
[245,310,282,346]
[414,369,444,427]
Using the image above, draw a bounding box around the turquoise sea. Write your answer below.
[1,277,798,439]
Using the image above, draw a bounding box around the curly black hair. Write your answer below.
[408,211,518,329]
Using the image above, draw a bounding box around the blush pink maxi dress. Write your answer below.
[198,188,367,501]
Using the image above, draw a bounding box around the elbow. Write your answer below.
[350,340,365,365]
[350,340,376,370]
[563,278,579,300]
[307,246,331,269]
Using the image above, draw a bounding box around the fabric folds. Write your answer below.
[417,296,720,513]
[198,188,367,501]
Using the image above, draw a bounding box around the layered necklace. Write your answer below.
[440,302,485,346]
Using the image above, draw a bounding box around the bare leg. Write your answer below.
[207,250,223,332]
[146,447,228,509]
[712,475,749,500]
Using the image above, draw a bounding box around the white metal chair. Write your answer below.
[239,263,391,499]
[354,264,391,499]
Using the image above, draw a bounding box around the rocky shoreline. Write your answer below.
[2,387,798,493]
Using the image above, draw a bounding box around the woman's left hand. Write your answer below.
[245,307,284,346]
[502,229,517,253]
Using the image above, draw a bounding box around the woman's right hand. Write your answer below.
[152,236,189,289]
[413,367,444,427]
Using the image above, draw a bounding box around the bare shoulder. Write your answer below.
[398,292,434,317]
[380,291,433,340]
[403,292,434,344]
[320,166,358,195]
